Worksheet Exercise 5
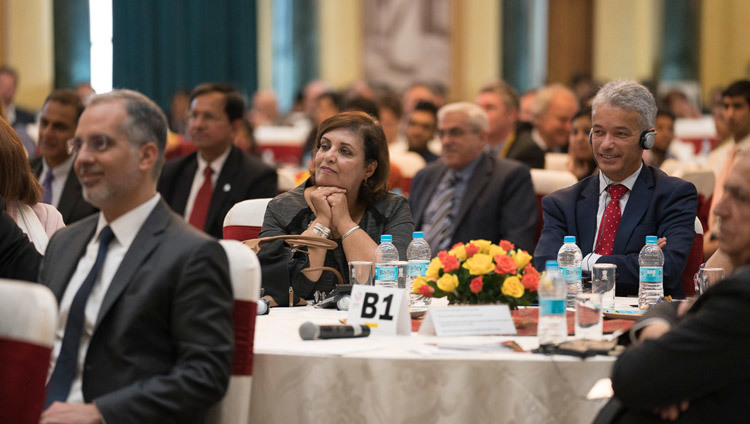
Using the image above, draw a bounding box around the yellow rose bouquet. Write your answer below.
[411,239,539,309]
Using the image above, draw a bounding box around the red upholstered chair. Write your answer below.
[0,280,57,424]
[222,198,272,241]
[673,168,714,233]
[530,169,579,246]
[681,217,704,297]
[206,240,262,424]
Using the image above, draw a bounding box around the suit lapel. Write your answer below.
[46,220,97,302]
[57,167,81,220]
[454,154,491,229]
[413,165,443,229]
[576,176,600,255]
[614,166,653,253]
[206,146,238,230]
[95,200,170,327]
[172,155,198,215]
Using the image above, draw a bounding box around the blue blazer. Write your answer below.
[533,165,697,297]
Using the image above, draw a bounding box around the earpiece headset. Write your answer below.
[589,129,657,150]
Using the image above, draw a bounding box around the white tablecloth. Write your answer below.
[248,298,638,424]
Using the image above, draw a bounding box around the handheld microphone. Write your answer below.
[299,321,371,340]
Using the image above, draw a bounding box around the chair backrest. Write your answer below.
[206,240,262,424]
[673,168,715,234]
[0,280,57,424]
[222,198,272,241]
[544,152,570,171]
[530,169,579,245]
[681,217,704,297]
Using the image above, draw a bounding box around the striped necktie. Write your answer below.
[42,170,54,204]
[424,172,459,252]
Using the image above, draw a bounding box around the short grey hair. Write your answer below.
[531,83,577,119]
[479,80,519,112]
[438,102,489,133]
[592,80,657,132]
[87,89,168,179]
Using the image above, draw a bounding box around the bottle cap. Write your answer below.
[380,234,393,243]
[413,231,424,239]
[545,260,559,270]
[646,235,658,244]
[564,236,576,243]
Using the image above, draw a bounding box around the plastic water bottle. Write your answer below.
[374,234,399,288]
[638,235,664,309]
[406,231,431,308]
[557,235,582,308]
[538,261,568,346]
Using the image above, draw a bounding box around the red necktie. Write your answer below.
[594,184,628,256]
[189,165,213,230]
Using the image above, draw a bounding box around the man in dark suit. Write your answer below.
[158,83,277,239]
[0,89,234,423]
[409,102,537,253]
[533,80,697,297]
[0,65,36,126]
[30,89,98,224]
[595,151,750,423]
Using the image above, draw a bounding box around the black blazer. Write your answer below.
[409,153,538,253]
[158,145,278,239]
[507,123,546,169]
[40,200,234,423]
[605,267,750,423]
[30,157,98,225]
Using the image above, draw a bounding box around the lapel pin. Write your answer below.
[223,183,231,192]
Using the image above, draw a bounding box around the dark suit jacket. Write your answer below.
[39,199,233,424]
[409,153,538,253]
[604,267,750,423]
[30,157,98,225]
[533,164,697,297]
[506,123,546,169]
[158,145,278,239]
[0,196,42,281]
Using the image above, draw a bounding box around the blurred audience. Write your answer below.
[519,89,537,123]
[248,89,281,127]
[476,80,519,158]
[406,101,440,163]
[567,107,597,180]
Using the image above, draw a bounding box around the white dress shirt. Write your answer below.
[48,193,161,403]
[183,148,231,222]
[41,155,75,208]
[583,164,643,272]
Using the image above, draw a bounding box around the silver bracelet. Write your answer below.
[311,222,331,239]
[341,225,360,241]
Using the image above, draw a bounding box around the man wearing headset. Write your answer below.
[533,80,697,298]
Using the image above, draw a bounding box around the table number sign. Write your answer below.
[418,305,517,336]
[347,285,411,335]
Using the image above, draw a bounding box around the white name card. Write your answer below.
[418,305,517,337]
[347,285,411,336]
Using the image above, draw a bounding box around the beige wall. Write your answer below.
[257,0,273,90]
[6,0,54,109]
[592,0,662,83]
[700,0,750,100]
[317,0,362,90]
[451,0,500,102]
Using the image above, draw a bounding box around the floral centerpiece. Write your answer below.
[411,239,539,309]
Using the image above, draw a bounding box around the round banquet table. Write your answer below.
[247,297,640,424]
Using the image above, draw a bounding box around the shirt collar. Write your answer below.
[42,154,75,179]
[598,162,643,195]
[452,153,483,182]
[197,146,232,176]
[94,193,161,250]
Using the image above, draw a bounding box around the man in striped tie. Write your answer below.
[409,102,537,253]
[534,80,698,298]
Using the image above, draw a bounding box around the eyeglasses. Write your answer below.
[437,127,475,139]
[67,135,115,155]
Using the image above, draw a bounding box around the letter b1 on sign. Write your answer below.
[347,285,411,335]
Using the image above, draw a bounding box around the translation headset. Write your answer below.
[588,129,657,150]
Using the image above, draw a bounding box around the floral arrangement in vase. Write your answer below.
[411,239,539,309]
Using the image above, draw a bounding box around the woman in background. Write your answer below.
[0,117,64,253]
[567,107,598,180]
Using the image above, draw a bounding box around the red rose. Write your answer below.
[465,243,479,258]
[494,254,517,274]
[450,242,464,250]
[419,284,435,297]
[438,251,460,273]
[524,264,540,277]
[522,272,539,291]
[470,276,483,293]
[499,240,515,251]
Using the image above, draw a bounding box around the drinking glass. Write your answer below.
[697,267,725,295]
[592,264,616,309]
[349,261,373,285]
[395,261,408,289]
[575,292,603,340]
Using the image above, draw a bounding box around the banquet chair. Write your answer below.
[206,240,262,424]
[672,168,714,233]
[0,279,57,424]
[681,217,704,297]
[530,169,579,245]
[544,152,569,171]
[222,198,272,241]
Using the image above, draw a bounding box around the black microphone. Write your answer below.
[299,321,371,340]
